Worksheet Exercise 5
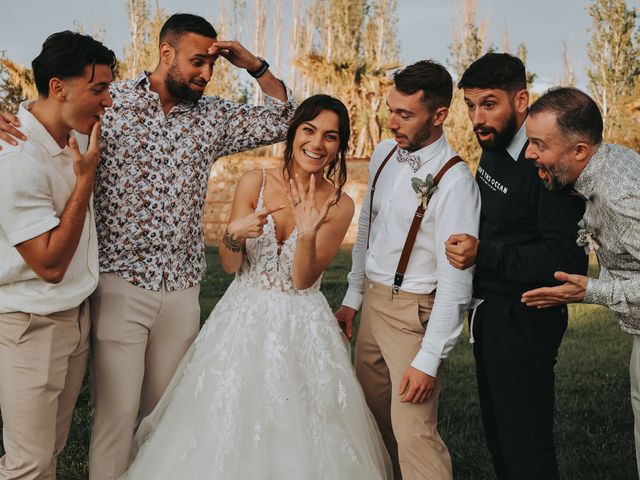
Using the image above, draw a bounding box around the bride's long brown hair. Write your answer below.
[282,94,350,205]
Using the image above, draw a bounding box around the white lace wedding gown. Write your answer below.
[122,178,393,479]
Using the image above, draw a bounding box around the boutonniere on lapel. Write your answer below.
[576,219,600,254]
[411,174,438,209]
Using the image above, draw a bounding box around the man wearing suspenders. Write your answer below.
[335,60,481,480]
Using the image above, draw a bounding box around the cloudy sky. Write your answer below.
[1,0,638,92]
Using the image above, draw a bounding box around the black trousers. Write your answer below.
[472,298,567,480]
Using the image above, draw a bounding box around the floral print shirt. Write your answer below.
[94,72,295,291]
[575,143,640,334]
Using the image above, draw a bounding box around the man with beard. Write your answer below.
[0,12,294,480]
[444,54,587,479]
[335,60,480,480]
[521,87,640,478]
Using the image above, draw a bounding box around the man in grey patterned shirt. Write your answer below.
[521,87,640,476]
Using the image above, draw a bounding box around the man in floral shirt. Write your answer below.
[90,14,295,479]
[0,13,295,480]
[522,87,640,478]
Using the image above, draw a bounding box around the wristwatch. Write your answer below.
[248,57,270,78]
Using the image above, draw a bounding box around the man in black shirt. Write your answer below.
[444,53,587,480]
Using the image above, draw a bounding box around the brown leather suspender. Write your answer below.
[367,145,398,249]
[366,146,464,293]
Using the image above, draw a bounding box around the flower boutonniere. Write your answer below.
[576,219,600,254]
[411,174,438,209]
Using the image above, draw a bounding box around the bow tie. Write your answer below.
[396,148,422,172]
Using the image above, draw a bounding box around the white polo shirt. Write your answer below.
[0,101,99,315]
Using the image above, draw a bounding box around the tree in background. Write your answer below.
[587,0,639,143]
[0,56,36,113]
[559,41,578,88]
[292,0,400,157]
[445,0,487,171]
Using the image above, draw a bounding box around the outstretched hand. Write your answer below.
[0,112,26,149]
[521,271,587,308]
[286,173,332,235]
[208,40,262,71]
[227,204,285,241]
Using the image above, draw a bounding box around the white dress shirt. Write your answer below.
[0,102,99,315]
[342,135,481,376]
[506,122,528,161]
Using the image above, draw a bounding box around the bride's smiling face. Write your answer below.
[291,109,341,175]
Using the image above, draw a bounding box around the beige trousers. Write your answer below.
[355,279,452,480]
[0,301,90,480]
[88,273,200,480]
[631,335,640,479]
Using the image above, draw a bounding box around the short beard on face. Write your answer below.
[474,106,519,152]
[400,120,433,152]
[165,63,204,103]
[535,157,573,191]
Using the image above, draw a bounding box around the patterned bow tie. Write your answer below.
[396,148,423,172]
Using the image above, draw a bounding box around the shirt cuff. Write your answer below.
[411,349,441,377]
[342,288,363,311]
[584,277,612,306]
[6,217,60,246]
[264,84,294,106]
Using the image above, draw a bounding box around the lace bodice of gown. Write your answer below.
[236,171,322,293]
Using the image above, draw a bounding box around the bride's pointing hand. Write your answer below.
[287,173,332,235]
[227,204,285,240]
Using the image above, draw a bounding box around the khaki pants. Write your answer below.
[88,273,200,480]
[355,279,452,480]
[0,301,90,480]
[631,335,640,479]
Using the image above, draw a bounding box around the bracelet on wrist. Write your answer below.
[222,228,242,252]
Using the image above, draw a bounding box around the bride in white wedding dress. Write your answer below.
[122,95,393,479]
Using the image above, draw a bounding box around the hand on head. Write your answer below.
[207,40,261,71]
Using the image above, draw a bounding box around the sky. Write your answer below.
[1,0,638,93]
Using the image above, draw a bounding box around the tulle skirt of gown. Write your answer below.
[121,279,393,479]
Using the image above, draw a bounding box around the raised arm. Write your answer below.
[208,40,287,101]
[288,174,354,290]
[220,170,284,273]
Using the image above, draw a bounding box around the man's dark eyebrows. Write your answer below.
[384,101,412,115]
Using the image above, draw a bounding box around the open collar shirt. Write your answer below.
[0,102,98,314]
[575,143,640,334]
[342,136,481,376]
[95,72,296,291]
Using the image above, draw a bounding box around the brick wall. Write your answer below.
[203,156,370,245]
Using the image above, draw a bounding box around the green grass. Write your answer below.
[0,248,635,479]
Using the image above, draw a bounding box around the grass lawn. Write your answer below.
[1,247,635,479]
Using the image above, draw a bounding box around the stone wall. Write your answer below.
[203,156,370,245]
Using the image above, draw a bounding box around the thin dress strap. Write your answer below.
[256,168,266,210]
